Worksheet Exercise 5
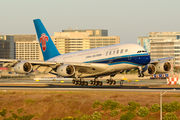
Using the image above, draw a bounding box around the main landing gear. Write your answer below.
[90,77,103,86]
[106,79,116,85]
[106,74,116,85]
[72,79,88,86]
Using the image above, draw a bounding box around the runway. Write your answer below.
[0,75,179,92]
[0,81,179,92]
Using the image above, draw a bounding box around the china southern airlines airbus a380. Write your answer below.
[0,19,173,86]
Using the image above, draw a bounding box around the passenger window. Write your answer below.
[113,51,115,54]
[125,49,128,52]
[120,49,123,53]
[109,51,111,55]
[116,50,119,54]
[106,51,108,56]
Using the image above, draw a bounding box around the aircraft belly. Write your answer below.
[111,63,138,71]
[79,63,138,78]
[80,67,115,78]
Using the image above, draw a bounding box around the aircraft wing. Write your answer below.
[149,57,174,64]
[0,59,57,67]
[0,59,110,75]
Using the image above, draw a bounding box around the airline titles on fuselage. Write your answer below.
[85,49,129,59]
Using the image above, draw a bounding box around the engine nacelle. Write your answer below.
[57,64,75,77]
[14,62,32,74]
[156,62,171,73]
[143,64,156,76]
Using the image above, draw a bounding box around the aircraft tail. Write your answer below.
[33,19,60,61]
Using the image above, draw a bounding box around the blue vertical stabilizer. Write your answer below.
[33,19,60,61]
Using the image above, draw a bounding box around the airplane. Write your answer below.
[0,19,173,86]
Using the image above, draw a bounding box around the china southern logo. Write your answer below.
[39,33,48,52]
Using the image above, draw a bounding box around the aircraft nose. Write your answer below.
[146,55,151,64]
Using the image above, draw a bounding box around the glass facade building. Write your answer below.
[137,37,150,53]
[0,35,14,59]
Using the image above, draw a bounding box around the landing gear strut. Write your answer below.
[138,67,144,77]
[90,77,103,86]
[72,79,88,86]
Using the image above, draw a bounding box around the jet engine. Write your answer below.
[57,64,75,77]
[143,64,156,76]
[156,62,171,73]
[14,62,32,74]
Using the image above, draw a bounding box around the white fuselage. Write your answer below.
[48,43,151,77]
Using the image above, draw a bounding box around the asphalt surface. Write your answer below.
[0,77,180,92]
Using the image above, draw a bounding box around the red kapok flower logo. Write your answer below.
[39,33,48,52]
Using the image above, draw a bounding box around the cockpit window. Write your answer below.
[137,50,147,53]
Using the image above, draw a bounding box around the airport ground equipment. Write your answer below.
[150,74,169,79]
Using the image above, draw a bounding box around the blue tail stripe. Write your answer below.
[33,19,60,61]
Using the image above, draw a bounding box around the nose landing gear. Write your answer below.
[138,67,144,77]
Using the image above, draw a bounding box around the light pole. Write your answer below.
[160,89,176,120]
[160,91,167,120]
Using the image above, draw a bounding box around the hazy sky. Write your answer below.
[1,0,180,43]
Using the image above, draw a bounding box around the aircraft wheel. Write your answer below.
[95,81,99,86]
[72,80,75,84]
[85,81,88,86]
[106,79,109,83]
[99,81,103,86]
[113,80,116,85]
[75,81,78,85]
[78,80,81,85]
[90,80,93,84]
[109,80,112,85]
[93,81,96,85]
[81,81,85,86]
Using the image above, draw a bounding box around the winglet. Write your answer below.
[33,19,60,61]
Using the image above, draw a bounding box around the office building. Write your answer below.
[15,41,43,60]
[10,34,43,60]
[62,29,108,36]
[13,34,36,42]
[137,37,150,53]
[51,29,120,54]
[138,32,180,66]
[0,35,14,59]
